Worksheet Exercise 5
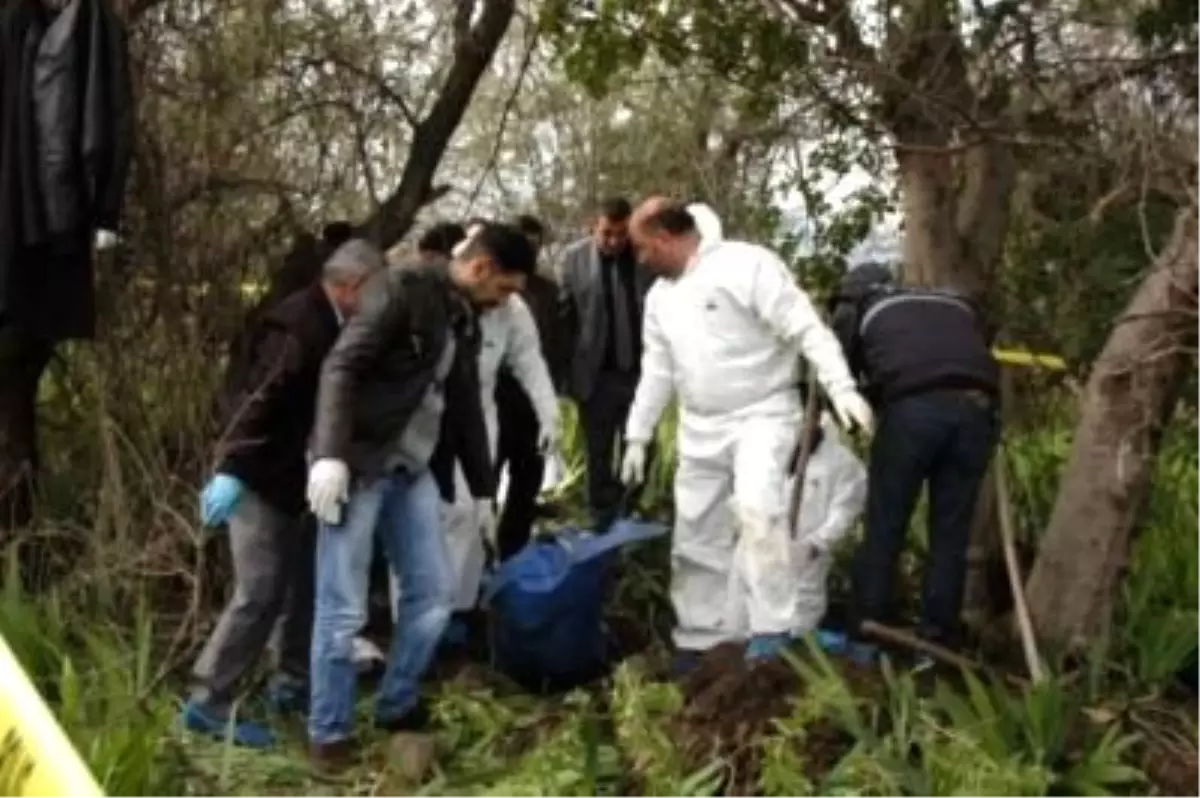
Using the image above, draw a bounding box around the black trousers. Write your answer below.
[850,389,999,646]
[579,372,649,532]
[495,371,544,560]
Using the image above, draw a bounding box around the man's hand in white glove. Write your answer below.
[93,229,119,251]
[619,442,647,487]
[307,458,350,525]
[829,389,875,435]
[536,417,560,455]
[476,498,498,559]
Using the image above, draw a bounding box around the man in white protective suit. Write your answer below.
[618,197,874,668]
[437,223,561,645]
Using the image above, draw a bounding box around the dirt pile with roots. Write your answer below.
[668,643,859,794]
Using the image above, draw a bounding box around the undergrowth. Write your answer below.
[0,393,1195,795]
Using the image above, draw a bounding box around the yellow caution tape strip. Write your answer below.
[992,348,1068,371]
[0,635,103,797]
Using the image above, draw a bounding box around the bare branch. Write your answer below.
[301,54,419,128]
[466,23,540,209]
[357,0,516,248]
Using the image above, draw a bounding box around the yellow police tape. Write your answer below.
[992,347,1068,371]
[0,634,103,797]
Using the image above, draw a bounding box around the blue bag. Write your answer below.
[482,518,668,688]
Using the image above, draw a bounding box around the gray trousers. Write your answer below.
[191,489,315,711]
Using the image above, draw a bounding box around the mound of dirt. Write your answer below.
[1144,744,1200,797]
[669,643,855,794]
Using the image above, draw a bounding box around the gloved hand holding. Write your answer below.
[93,229,119,251]
[536,416,560,455]
[307,458,350,525]
[829,389,874,435]
[619,441,647,487]
[199,473,243,527]
[476,498,498,557]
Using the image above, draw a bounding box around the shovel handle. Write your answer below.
[787,373,824,532]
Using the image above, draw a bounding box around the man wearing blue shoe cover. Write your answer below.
[619,198,872,670]
[184,239,385,748]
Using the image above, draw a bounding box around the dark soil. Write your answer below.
[669,642,858,795]
[1144,744,1200,797]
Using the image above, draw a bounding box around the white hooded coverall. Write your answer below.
[441,295,559,611]
[728,419,867,637]
[625,240,860,651]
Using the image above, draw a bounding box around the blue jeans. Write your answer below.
[308,470,452,745]
[851,390,999,645]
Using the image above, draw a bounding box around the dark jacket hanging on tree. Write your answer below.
[0,0,133,342]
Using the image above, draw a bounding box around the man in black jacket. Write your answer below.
[493,214,566,559]
[305,223,535,770]
[183,239,385,748]
[829,263,1001,655]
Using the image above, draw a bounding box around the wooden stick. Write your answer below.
[994,446,1047,683]
[786,372,823,532]
[860,619,1030,687]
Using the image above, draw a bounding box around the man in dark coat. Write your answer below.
[181,239,386,749]
[0,0,133,529]
[0,0,133,342]
[304,223,536,771]
[830,263,1001,655]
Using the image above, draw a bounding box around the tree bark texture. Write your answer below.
[1025,206,1198,650]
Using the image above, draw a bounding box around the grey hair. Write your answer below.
[323,238,386,283]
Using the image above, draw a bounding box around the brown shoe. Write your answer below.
[309,738,359,777]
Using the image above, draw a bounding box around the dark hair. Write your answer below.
[597,197,631,222]
[461,222,536,276]
[641,203,697,236]
[465,216,491,230]
[514,214,546,240]
[322,221,354,249]
[417,222,466,256]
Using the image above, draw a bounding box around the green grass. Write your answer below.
[1,411,1195,796]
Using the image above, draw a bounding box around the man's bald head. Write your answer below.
[630,196,673,231]
[629,196,700,277]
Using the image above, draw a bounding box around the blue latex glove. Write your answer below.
[200,474,244,527]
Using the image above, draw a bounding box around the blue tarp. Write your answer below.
[483,518,668,688]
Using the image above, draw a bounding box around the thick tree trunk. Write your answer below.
[1025,206,1198,650]
[894,131,1018,631]
[0,335,52,530]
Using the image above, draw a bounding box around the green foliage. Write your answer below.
[540,0,805,101]
[0,565,188,796]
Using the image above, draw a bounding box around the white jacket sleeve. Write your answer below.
[807,442,868,551]
[750,249,858,398]
[625,288,674,444]
[503,297,559,432]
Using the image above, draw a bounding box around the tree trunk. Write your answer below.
[1025,206,1198,650]
[893,131,1019,631]
[0,334,52,530]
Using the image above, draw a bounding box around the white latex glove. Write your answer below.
[619,442,647,487]
[829,389,875,435]
[476,499,497,549]
[307,458,350,525]
[93,229,119,251]
[536,417,560,455]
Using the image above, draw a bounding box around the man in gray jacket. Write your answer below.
[559,197,656,530]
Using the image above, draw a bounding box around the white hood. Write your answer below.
[687,202,724,248]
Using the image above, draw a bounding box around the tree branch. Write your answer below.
[301,54,419,129]
[356,0,516,248]
[467,22,539,209]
